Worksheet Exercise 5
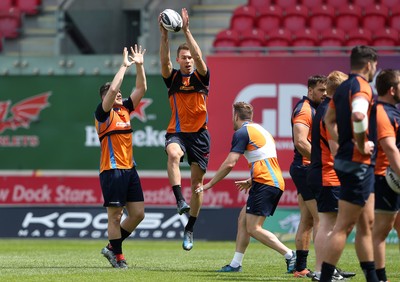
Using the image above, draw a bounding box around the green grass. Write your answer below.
[0,239,398,281]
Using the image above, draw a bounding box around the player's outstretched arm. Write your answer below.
[102,47,132,112]
[129,44,147,108]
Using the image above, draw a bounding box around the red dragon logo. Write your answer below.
[0,92,51,134]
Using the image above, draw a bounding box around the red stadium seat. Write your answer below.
[291,28,319,54]
[319,28,346,54]
[0,8,22,38]
[389,6,400,31]
[275,0,298,9]
[248,0,273,10]
[265,28,292,55]
[256,5,282,32]
[230,5,257,32]
[335,4,362,33]
[15,0,41,15]
[309,5,335,32]
[345,28,372,47]
[381,0,398,9]
[353,0,377,9]
[239,28,266,54]
[326,0,348,9]
[282,5,309,32]
[0,0,13,13]
[371,27,399,54]
[362,5,389,33]
[213,29,240,54]
[301,0,324,9]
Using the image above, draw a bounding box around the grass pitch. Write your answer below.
[0,239,398,281]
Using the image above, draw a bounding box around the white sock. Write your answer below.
[284,250,293,260]
[230,252,244,268]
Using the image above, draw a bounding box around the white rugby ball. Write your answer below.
[161,9,182,32]
[385,166,400,194]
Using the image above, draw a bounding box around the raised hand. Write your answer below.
[129,44,146,65]
[181,8,189,31]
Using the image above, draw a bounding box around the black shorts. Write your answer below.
[100,168,144,207]
[246,181,283,217]
[317,186,340,213]
[290,163,315,201]
[165,129,210,171]
[334,159,374,207]
[375,175,400,212]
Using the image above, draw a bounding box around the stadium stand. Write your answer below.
[248,0,272,10]
[238,28,266,54]
[319,28,346,54]
[345,28,372,47]
[352,0,376,9]
[264,27,291,55]
[230,5,257,32]
[301,0,324,9]
[371,27,399,54]
[381,0,398,9]
[389,6,400,31]
[256,5,282,33]
[276,0,298,9]
[213,28,240,54]
[282,5,308,33]
[362,5,389,33]
[211,0,400,55]
[335,4,362,33]
[309,5,335,33]
[291,28,319,54]
[0,7,22,39]
[326,0,348,9]
[15,0,42,15]
[0,0,14,13]
[2,0,400,57]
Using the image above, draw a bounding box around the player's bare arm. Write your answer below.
[102,47,132,112]
[380,136,400,175]
[293,123,311,160]
[180,8,207,76]
[195,152,240,193]
[129,44,147,108]
[159,14,173,78]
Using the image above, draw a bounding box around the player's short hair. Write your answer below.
[327,71,348,97]
[376,69,400,97]
[99,82,111,99]
[350,45,378,71]
[233,102,253,121]
[177,43,190,58]
[308,75,327,88]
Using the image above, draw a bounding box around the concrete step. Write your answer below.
[4,36,56,56]
[200,0,247,5]
[24,28,57,36]
[190,15,231,29]
[191,4,240,14]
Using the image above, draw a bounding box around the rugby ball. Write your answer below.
[385,166,400,194]
[161,9,182,32]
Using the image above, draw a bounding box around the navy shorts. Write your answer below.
[317,186,340,213]
[290,163,315,201]
[375,175,400,212]
[165,129,210,171]
[100,168,144,207]
[334,159,374,207]
[246,181,283,217]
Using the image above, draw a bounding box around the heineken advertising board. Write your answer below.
[0,75,170,170]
